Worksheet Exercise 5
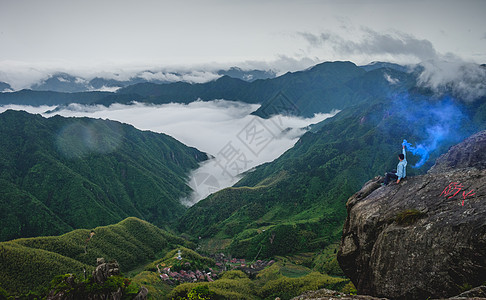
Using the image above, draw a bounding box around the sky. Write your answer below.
[1,0,485,78]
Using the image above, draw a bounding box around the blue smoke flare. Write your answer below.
[402,139,429,168]
[392,94,469,169]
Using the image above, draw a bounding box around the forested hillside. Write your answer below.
[0,217,191,295]
[0,110,208,241]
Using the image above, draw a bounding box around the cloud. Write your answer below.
[297,28,486,101]
[0,62,52,90]
[240,55,320,76]
[384,73,399,85]
[0,101,336,205]
[180,71,222,84]
[0,61,225,91]
[298,28,438,63]
[138,70,222,84]
[138,71,179,82]
[417,57,486,101]
[91,85,121,92]
[297,32,326,48]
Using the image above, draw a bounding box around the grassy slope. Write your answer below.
[0,217,191,295]
[166,264,349,300]
[130,247,350,300]
[0,110,207,241]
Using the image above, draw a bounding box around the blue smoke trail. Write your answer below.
[402,139,429,168]
[394,95,468,168]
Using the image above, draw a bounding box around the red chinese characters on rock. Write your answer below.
[440,182,476,206]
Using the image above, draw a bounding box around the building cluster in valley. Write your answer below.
[155,251,275,285]
[157,263,217,285]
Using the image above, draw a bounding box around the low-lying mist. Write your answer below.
[0,100,336,205]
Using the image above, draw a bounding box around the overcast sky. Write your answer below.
[1,0,485,74]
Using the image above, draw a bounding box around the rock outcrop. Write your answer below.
[449,285,486,299]
[92,257,121,284]
[292,286,486,300]
[338,130,486,300]
[291,288,387,300]
[47,258,148,300]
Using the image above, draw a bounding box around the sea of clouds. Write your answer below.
[0,100,336,205]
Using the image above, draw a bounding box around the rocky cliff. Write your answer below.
[338,130,486,300]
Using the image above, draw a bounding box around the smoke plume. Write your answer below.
[392,94,469,168]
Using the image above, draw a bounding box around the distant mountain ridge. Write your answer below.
[0,82,12,92]
[3,61,410,94]
[0,110,208,241]
[7,67,276,93]
[217,66,276,81]
[0,89,113,106]
[0,61,419,118]
[108,61,418,118]
[358,61,409,72]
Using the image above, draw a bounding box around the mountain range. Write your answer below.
[1,62,409,95]
[1,60,486,298]
[4,67,276,94]
[0,61,418,118]
[0,110,207,242]
[2,61,485,247]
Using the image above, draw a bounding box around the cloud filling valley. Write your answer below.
[0,100,336,205]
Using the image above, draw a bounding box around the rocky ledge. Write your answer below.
[338,130,486,300]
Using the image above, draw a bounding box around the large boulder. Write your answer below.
[338,131,486,300]
[92,257,121,284]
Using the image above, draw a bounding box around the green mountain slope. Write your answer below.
[178,93,485,258]
[0,217,191,295]
[0,110,208,241]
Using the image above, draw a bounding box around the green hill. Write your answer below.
[0,217,191,295]
[0,110,208,241]
[178,93,486,258]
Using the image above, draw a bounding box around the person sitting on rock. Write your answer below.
[383,144,407,185]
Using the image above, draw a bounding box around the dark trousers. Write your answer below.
[384,171,398,185]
